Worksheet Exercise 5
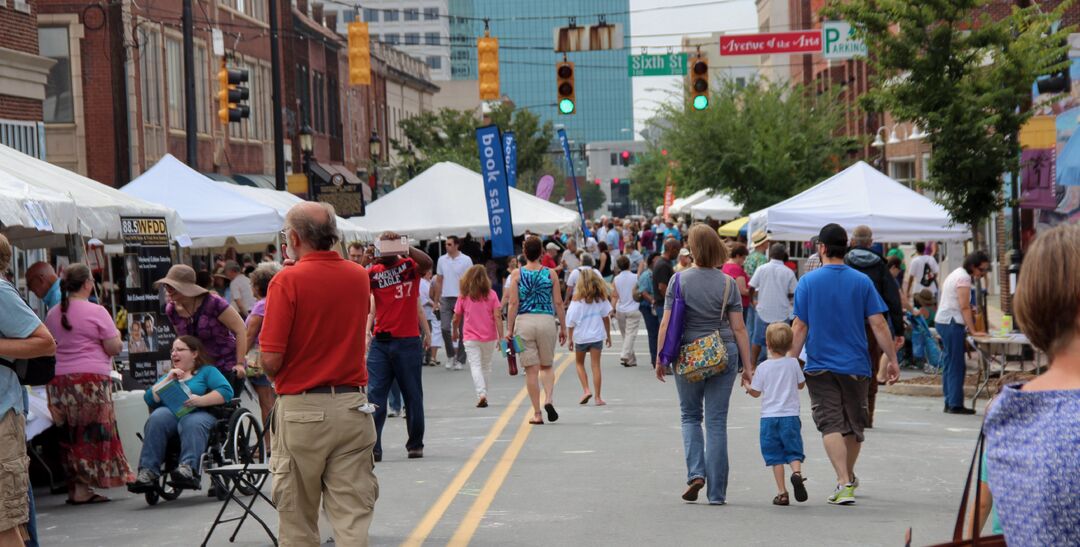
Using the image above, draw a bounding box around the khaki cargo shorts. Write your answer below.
[516,313,557,367]
[0,409,29,534]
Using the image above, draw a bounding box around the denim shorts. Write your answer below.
[575,340,604,352]
[759,416,805,466]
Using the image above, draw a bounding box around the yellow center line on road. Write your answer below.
[402,352,575,547]
[446,357,574,547]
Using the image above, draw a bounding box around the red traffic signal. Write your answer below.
[594,178,601,185]
[612,178,620,184]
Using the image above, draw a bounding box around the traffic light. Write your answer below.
[620,150,631,166]
[477,35,499,100]
[217,59,249,124]
[556,61,575,115]
[612,178,620,184]
[689,55,709,111]
[348,22,371,85]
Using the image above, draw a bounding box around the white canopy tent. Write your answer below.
[690,193,741,221]
[218,183,374,243]
[0,169,81,247]
[656,189,713,217]
[122,154,282,248]
[0,144,186,245]
[747,161,969,242]
[350,162,580,240]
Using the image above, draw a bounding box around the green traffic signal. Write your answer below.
[692,95,708,111]
[559,98,576,114]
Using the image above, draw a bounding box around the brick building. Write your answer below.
[0,0,53,159]
[32,0,436,194]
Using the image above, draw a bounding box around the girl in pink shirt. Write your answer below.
[453,265,504,408]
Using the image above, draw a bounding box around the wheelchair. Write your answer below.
[139,399,267,506]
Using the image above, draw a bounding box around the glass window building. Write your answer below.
[448,0,632,143]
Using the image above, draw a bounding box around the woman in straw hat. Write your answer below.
[155,265,247,389]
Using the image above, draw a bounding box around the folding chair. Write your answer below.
[201,461,276,546]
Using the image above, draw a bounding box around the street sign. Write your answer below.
[628,53,688,77]
[720,31,821,56]
[822,21,867,60]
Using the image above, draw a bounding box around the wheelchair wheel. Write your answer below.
[145,490,159,505]
[225,407,267,495]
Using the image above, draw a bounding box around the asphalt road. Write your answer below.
[35,329,984,547]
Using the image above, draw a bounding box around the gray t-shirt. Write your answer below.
[665,267,742,345]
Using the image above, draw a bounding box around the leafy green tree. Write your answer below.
[629,144,670,213]
[650,78,854,214]
[827,0,1071,232]
[392,104,555,188]
[579,181,606,214]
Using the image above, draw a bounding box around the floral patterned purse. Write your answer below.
[676,276,733,383]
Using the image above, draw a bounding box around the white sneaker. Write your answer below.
[453,363,464,371]
[444,361,453,370]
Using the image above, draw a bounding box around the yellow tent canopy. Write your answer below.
[717,216,749,237]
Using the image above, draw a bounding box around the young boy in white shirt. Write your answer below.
[748,322,807,506]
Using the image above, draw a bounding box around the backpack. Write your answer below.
[919,261,937,288]
[1,356,56,386]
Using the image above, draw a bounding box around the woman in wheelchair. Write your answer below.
[128,335,234,492]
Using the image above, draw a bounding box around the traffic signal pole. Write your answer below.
[269,0,286,191]
[182,0,197,166]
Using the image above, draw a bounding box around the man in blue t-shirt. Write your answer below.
[788,223,899,507]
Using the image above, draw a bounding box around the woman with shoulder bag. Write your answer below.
[655,224,753,505]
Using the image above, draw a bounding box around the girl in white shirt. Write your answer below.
[566,269,612,406]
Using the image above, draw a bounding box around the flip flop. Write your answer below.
[544,403,559,422]
[66,494,111,505]
[791,472,808,503]
[528,419,544,425]
[579,394,592,405]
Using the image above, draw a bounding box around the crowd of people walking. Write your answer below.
[0,204,1076,546]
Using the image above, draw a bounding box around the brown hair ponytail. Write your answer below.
[59,263,92,331]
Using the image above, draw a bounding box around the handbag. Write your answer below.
[657,272,685,366]
[916,427,1005,547]
[1,355,56,386]
[675,277,732,383]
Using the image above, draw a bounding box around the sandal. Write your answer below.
[772,492,789,506]
[544,403,559,422]
[791,472,808,503]
[66,493,111,505]
[682,478,705,502]
[579,394,592,405]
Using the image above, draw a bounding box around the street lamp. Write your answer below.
[298,123,314,198]
[369,130,382,159]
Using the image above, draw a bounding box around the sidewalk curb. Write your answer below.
[883,383,991,398]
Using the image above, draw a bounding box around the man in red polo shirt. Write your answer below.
[260,202,375,547]
[366,231,432,462]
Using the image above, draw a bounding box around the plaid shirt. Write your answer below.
[804,253,822,273]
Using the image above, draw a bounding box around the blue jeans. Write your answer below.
[367,336,425,456]
[139,406,217,473]
[937,321,967,409]
[673,342,738,504]
[387,380,403,413]
[640,303,660,366]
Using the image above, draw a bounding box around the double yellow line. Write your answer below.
[403,353,574,547]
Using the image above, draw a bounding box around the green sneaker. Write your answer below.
[827,483,856,505]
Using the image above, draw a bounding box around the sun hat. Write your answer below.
[751,229,770,247]
[679,248,692,258]
[914,289,936,309]
[545,242,559,251]
[155,264,209,298]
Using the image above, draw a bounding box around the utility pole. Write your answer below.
[182,0,197,166]
[269,0,286,191]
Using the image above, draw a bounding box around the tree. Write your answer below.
[827,0,1071,233]
[629,144,670,213]
[647,78,854,214]
[392,104,556,188]
[579,181,606,215]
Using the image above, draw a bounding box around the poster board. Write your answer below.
[121,217,176,388]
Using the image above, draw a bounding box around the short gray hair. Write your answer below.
[580,253,595,267]
[287,202,340,251]
[249,262,282,297]
[850,225,873,248]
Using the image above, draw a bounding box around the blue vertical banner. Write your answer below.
[476,125,515,258]
[557,128,590,237]
[503,131,518,188]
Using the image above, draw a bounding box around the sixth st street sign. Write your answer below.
[628,53,688,77]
